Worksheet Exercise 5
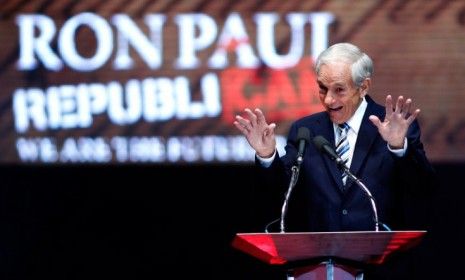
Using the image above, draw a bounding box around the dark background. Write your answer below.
[0,163,462,279]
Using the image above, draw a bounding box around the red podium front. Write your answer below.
[232,231,426,280]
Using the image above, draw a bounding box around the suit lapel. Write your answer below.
[315,116,346,192]
[314,96,383,194]
[346,97,381,190]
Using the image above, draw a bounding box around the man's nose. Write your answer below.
[324,91,336,105]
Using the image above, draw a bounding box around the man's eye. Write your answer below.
[336,88,347,95]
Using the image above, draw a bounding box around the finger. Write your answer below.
[266,123,277,136]
[406,109,420,124]
[233,120,248,135]
[403,98,412,117]
[244,108,258,126]
[394,95,404,114]
[235,115,251,130]
[385,95,393,118]
[255,108,267,125]
[369,115,381,128]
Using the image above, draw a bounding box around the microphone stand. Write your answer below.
[312,135,388,232]
[280,156,303,233]
[335,159,380,232]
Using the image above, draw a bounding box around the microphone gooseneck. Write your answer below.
[280,127,310,233]
[312,135,386,232]
[312,135,343,166]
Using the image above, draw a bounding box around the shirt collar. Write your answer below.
[333,97,367,135]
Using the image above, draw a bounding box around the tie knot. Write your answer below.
[338,122,350,132]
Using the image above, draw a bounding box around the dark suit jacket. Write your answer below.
[256,95,436,232]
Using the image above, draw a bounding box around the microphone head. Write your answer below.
[312,135,331,152]
[312,135,342,164]
[297,127,311,143]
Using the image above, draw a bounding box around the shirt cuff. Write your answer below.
[388,138,408,157]
[256,150,276,168]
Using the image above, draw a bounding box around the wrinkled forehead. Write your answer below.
[316,62,353,85]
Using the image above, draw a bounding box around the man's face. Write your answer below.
[316,62,365,124]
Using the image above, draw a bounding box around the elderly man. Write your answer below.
[234,42,436,279]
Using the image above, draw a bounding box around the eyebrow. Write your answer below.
[317,80,346,88]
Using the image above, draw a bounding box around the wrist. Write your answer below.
[388,143,403,149]
[388,138,405,149]
[257,149,276,159]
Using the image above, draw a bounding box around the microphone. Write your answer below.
[312,135,386,232]
[312,135,343,166]
[296,127,311,165]
[279,127,310,233]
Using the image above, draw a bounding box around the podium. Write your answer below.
[232,231,426,280]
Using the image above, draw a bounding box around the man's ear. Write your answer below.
[360,78,371,97]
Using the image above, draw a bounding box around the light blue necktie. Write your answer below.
[336,123,350,185]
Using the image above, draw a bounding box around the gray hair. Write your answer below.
[314,42,373,87]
